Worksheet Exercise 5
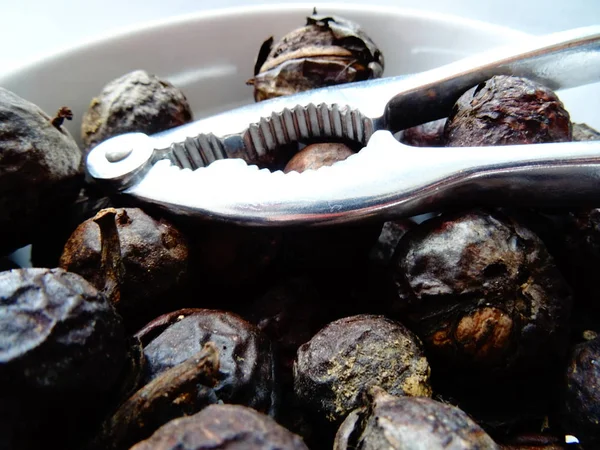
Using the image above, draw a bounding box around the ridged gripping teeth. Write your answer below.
[165,133,228,170]
[242,103,374,164]
[158,103,374,171]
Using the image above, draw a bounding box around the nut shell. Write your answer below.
[59,207,189,328]
[81,70,192,151]
[294,314,432,425]
[397,119,447,147]
[0,268,125,391]
[130,404,309,450]
[0,88,82,255]
[137,308,278,416]
[334,388,499,450]
[284,142,354,173]
[391,209,572,375]
[0,268,126,449]
[444,76,571,147]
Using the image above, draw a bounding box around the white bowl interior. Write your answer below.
[0,4,546,146]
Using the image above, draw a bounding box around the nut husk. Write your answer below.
[390,209,573,434]
[249,12,384,101]
[391,209,572,375]
[89,342,220,450]
[136,308,278,417]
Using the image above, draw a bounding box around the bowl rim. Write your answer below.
[0,2,531,80]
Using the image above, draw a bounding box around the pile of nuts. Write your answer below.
[1,10,600,450]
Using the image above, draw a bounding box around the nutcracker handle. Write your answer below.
[383,26,600,131]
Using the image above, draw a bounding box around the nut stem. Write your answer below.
[91,342,220,450]
[50,106,73,129]
[93,208,126,307]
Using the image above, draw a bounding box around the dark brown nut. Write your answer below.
[284,142,354,173]
[81,70,192,151]
[136,308,278,417]
[572,122,600,141]
[0,268,127,449]
[503,208,600,335]
[248,12,384,101]
[59,207,189,330]
[89,342,220,450]
[444,76,572,147]
[294,314,432,429]
[184,221,281,289]
[397,118,447,147]
[244,276,327,444]
[245,276,330,390]
[335,387,499,450]
[130,404,309,450]
[369,219,415,266]
[0,88,82,255]
[559,336,600,447]
[390,209,572,434]
[391,209,571,375]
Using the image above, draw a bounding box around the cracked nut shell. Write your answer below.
[249,12,384,101]
[572,122,600,141]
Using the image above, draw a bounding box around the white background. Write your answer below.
[1,0,599,68]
